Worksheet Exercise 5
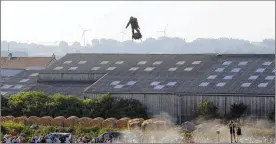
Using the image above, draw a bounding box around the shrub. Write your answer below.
[194,101,218,120]
[229,103,247,119]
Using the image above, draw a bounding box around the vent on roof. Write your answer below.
[199,82,209,87]
[238,61,248,65]
[263,61,272,66]
[110,81,120,85]
[129,67,139,71]
[222,61,232,65]
[115,61,124,64]
[241,83,251,87]
[231,68,241,73]
[126,81,137,86]
[14,84,23,89]
[78,61,87,64]
[168,67,178,71]
[184,67,193,71]
[106,67,116,71]
[150,81,160,86]
[114,85,124,89]
[154,85,165,90]
[258,83,268,88]
[91,67,100,71]
[248,75,258,80]
[1,84,12,89]
[19,79,29,83]
[63,61,72,64]
[53,66,63,70]
[207,75,217,79]
[100,61,109,64]
[192,61,201,65]
[223,75,233,80]
[265,76,275,80]
[30,73,39,77]
[153,61,163,65]
[167,82,177,86]
[176,61,185,65]
[215,68,224,72]
[138,61,147,65]
[256,68,265,73]
[216,82,226,87]
[68,67,78,70]
[144,67,155,71]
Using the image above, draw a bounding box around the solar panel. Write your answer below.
[184,67,193,71]
[199,82,209,87]
[110,81,120,85]
[68,67,78,70]
[114,84,124,89]
[258,83,268,88]
[1,91,8,95]
[78,61,87,64]
[138,61,147,65]
[14,84,24,89]
[53,66,63,70]
[129,67,139,71]
[154,85,165,90]
[126,81,137,86]
[248,75,258,80]
[238,61,248,65]
[241,83,251,87]
[168,67,178,71]
[144,67,155,71]
[192,61,201,65]
[107,67,116,71]
[29,73,39,77]
[63,61,72,64]
[223,75,233,80]
[176,61,185,65]
[91,67,100,70]
[167,82,177,86]
[207,75,217,79]
[19,79,30,83]
[222,61,232,65]
[216,82,226,87]
[215,68,224,72]
[1,84,12,89]
[150,81,160,86]
[265,76,275,80]
[256,68,265,73]
[263,61,272,66]
[153,61,163,65]
[100,61,109,64]
[115,61,124,64]
[231,68,241,73]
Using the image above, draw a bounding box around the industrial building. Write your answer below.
[1,53,275,123]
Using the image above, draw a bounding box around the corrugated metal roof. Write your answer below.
[0,57,55,69]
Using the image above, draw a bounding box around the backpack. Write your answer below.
[237,127,242,135]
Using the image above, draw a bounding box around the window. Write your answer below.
[91,67,100,71]
[265,76,275,80]
[115,61,124,64]
[153,61,163,65]
[106,67,116,71]
[176,61,185,65]
[215,68,224,72]
[168,67,178,71]
[14,84,23,89]
[126,81,137,86]
[53,66,63,70]
[63,60,72,64]
[150,81,160,86]
[1,92,7,95]
[248,75,258,80]
[167,82,177,86]
[238,61,248,65]
[216,82,226,87]
[68,67,78,70]
[263,61,272,66]
[256,68,265,73]
[144,67,155,71]
[110,81,120,85]
[184,67,193,71]
[222,61,232,65]
[100,61,109,64]
[241,83,251,87]
[1,84,12,89]
[114,85,124,89]
[30,73,39,77]
[138,61,147,65]
[19,79,29,83]
[129,67,139,71]
[192,61,201,64]
[154,85,165,90]
[199,82,209,87]
[78,61,87,64]
[207,75,217,79]
[231,68,241,73]
[223,75,233,80]
[258,83,268,88]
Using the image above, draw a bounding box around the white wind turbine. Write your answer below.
[117,25,128,42]
[157,24,168,37]
[79,25,92,46]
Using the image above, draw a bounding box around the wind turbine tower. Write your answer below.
[117,25,128,42]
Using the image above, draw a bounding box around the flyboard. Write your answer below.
[132,32,143,42]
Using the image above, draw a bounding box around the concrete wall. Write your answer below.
[86,92,275,124]
[37,73,105,82]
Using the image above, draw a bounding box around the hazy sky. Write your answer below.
[1,1,275,44]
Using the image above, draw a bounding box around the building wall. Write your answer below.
[86,93,275,124]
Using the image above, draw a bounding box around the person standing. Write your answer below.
[228,120,236,143]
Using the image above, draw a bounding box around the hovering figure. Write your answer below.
[125,16,142,40]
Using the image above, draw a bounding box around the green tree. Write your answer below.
[1,95,11,116]
[229,103,247,118]
[194,101,218,119]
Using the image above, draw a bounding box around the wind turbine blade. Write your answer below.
[117,32,122,35]
[79,25,84,31]
[164,24,168,31]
